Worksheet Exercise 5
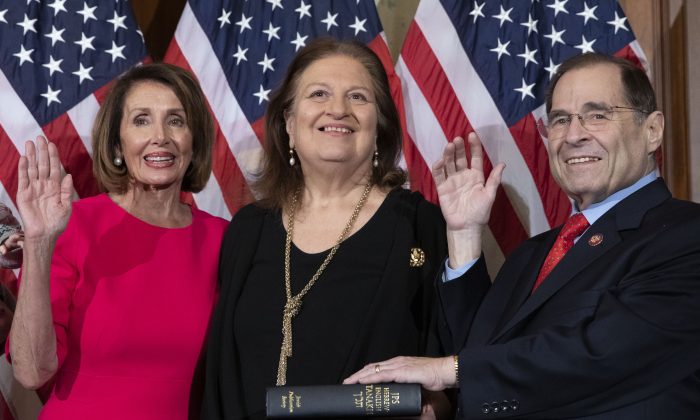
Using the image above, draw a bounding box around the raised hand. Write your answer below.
[16,136,74,242]
[433,133,505,232]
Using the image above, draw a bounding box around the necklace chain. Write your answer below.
[276,182,373,386]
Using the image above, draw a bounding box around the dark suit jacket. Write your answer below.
[439,179,700,419]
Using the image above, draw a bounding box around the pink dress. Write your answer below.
[38,194,227,419]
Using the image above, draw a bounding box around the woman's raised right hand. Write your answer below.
[16,136,74,242]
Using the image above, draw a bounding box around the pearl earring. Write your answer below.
[373,150,379,168]
[113,156,123,166]
[289,148,296,166]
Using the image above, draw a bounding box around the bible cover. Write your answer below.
[266,383,421,418]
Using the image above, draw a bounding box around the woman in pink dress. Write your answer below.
[9,63,227,419]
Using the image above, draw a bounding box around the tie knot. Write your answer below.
[560,213,590,242]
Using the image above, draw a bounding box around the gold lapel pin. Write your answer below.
[409,247,426,267]
[588,233,604,246]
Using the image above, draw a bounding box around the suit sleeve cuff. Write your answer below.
[443,258,478,282]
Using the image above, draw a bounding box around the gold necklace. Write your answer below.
[276,182,373,386]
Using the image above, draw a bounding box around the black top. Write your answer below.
[202,188,447,420]
[235,192,395,414]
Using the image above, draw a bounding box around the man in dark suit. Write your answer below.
[345,53,700,418]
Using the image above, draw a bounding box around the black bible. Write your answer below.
[266,383,422,418]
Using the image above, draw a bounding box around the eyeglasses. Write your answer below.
[537,106,651,140]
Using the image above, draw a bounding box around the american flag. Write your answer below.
[397,0,645,270]
[163,0,405,218]
[0,0,146,416]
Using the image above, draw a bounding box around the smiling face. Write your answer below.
[547,63,663,209]
[284,54,378,178]
[118,81,193,191]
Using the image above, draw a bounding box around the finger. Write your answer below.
[17,156,29,191]
[452,137,467,171]
[48,141,61,182]
[0,245,6,255]
[431,158,446,186]
[6,233,22,247]
[60,174,74,206]
[485,162,506,196]
[443,141,457,176]
[25,140,37,182]
[467,132,485,174]
[344,358,397,384]
[36,136,50,180]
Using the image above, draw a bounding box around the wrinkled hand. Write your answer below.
[343,356,456,392]
[433,133,505,232]
[0,232,24,255]
[16,137,73,241]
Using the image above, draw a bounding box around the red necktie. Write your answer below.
[532,213,590,292]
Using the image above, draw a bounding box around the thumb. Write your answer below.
[485,162,505,195]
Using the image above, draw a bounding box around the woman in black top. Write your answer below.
[203,38,447,419]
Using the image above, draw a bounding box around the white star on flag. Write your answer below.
[253,84,271,105]
[218,9,231,28]
[521,14,538,36]
[42,55,63,76]
[108,11,128,32]
[469,1,485,23]
[547,0,569,17]
[233,45,248,64]
[17,14,37,35]
[544,25,566,47]
[41,85,61,105]
[257,53,275,73]
[607,12,628,34]
[45,25,66,46]
[235,13,252,33]
[514,78,536,100]
[349,16,367,36]
[490,37,511,60]
[72,63,94,84]
[77,3,97,23]
[75,33,96,53]
[545,58,560,79]
[577,2,599,24]
[48,0,67,16]
[13,45,34,65]
[262,22,281,41]
[267,0,283,11]
[517,45,538,67]
[106,41,126,62]
[291,32,308,52]
[575,35,596,54]
[295,1,311,19]
[321,11,339,31]
[492,5,513,27]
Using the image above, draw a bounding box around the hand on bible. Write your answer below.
[343,356,457,392]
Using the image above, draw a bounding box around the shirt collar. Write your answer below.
[575,171,659,225]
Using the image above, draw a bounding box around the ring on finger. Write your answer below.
[374,364,381,373]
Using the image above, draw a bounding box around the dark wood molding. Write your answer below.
[658,1,690,199]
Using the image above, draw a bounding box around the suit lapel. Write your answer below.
[488,179,671,344]
[465,234,554,347]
